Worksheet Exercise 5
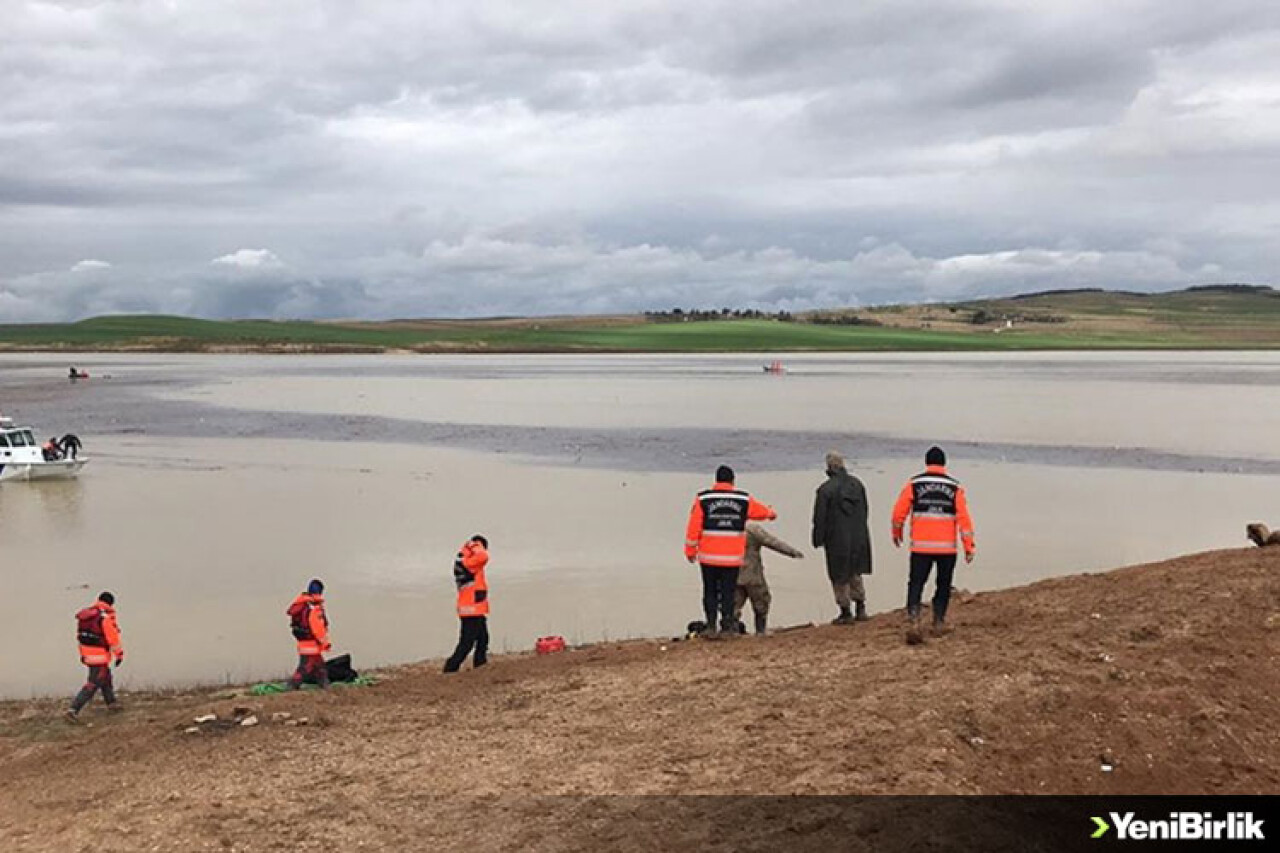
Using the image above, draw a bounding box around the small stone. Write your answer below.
[297,717,310,726]
[284,719,299,727]
[194,714,217,724]
[270,712,292,722]
[239,715,259,727]
[184,727,200,734]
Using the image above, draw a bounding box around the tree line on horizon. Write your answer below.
[643,307,881,326]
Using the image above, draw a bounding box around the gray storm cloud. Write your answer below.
[1,0,1278,321]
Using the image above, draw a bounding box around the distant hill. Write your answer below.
[1,285,1277,352]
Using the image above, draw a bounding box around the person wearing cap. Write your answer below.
[812,450,873,625]
[444,535,491,673]
[892,446,977,639]
[67,591,124,721]
[286,579,331,689]
[684,465,776,636]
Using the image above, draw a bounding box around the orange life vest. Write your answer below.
[286,593,329,655]
[684,481,777,568]
[454,540,490,617]
[891,465,976,555]
[76,602,123,667]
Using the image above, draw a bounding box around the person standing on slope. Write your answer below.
[891,446,976,640]
[286,579,331,689]
[444,535,491,673]
[812,450,873,625]
[67,591,125,721]
[734,522,804,635]
[685,465,776,636]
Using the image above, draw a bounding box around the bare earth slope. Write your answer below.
[1,548,1277,851]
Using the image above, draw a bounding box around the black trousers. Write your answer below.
[907,553,958,620]
[700,564,740,630]
[444,616,489,672]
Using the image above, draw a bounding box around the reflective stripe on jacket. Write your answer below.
[684,481,777,568]
[891,465,976,555]
[454,540,490,617]
[78,603,123,666]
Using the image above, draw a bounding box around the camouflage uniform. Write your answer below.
[734,523,803,634]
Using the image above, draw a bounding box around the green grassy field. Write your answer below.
[1,287,1277,352]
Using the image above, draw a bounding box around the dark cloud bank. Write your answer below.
[2,1,1278,321]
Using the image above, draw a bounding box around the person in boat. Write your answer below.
[812,451,873,624]
[59,433,83,460]
[733,522,803,635]
[286,579,331,689]
[684,465,777,637]
[42,437,63,461]
[444,535,491,673]
[67,592,124,721]
[69,366,78,382]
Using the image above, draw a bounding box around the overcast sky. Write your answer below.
[2,0,1279,321]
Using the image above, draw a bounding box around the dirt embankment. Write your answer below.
[1,548,1277,851]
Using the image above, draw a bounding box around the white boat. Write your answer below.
[0,416,88,481]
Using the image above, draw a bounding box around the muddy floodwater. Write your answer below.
[2,352,1278,698]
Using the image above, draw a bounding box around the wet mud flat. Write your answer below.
[4,355,1279,475]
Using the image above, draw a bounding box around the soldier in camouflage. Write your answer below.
[733,522,804,635]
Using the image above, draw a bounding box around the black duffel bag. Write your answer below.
[303,653,359,684]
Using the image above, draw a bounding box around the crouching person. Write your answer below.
[287,579,330,690]
[444,535,490,673]
[67,591,124,721]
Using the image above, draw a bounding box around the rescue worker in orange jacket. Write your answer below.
[891,446,976,636]
[684,465,776,635]
[67,591,124,721]
[444,535,490,673]
[286,579,331,689]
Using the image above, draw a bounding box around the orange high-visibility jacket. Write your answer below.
[454,540,490,617]
[891,465,976,556]
[684,481,777,568]
[77,603,123,667]
[288,593,330,656]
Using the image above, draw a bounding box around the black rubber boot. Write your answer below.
[754,613,767,635]
[855,601,869,622]
[832,607,855,625]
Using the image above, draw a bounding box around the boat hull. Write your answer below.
[0,459,87,482]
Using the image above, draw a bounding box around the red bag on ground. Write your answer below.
[535,636,566,655]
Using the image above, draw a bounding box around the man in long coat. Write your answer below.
[812,451,873,624]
